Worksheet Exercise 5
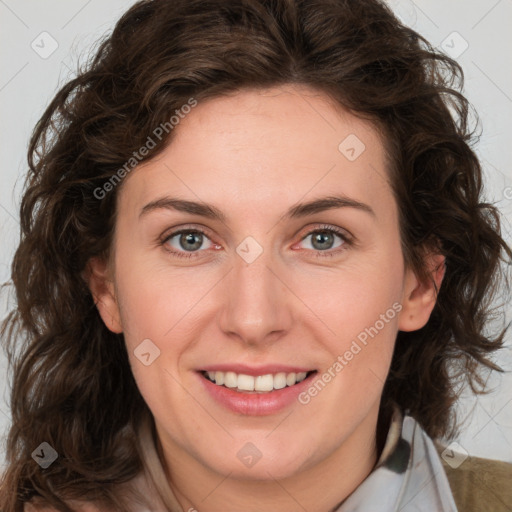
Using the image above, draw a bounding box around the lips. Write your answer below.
[197,365,317,415]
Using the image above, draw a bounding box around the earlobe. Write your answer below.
[398,253,445,332]
[83,257,123,333]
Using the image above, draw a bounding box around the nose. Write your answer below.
[217,246,294,347]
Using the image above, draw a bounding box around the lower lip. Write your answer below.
[197,371,316,415]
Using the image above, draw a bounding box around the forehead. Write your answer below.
[119,84,393,221]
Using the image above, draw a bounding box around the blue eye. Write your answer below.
[296,225,350,258]
[162,229,214,259]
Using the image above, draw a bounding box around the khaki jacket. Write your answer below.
[435,442,512,511]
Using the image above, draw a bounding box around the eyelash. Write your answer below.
[160,224,352,260]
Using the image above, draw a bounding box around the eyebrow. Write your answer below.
[139,195,375,222]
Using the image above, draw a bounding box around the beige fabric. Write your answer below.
[435,441,512,512]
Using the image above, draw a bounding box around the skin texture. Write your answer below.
[88,84,444,511]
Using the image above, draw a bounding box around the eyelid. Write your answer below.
[295,223,353,243]
[160,223,213,241]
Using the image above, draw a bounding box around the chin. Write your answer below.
[199,440,316,481]
[221,458,307,481]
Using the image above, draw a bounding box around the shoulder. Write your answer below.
[434,441,512,512]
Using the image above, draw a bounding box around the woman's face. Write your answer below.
[90,84,439,482]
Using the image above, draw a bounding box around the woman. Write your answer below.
[1,0,511,510]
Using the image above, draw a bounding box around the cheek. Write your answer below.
[299,252,404,348]
[295,273,402,437]
[292,251,404,415]
[113,264,199,413]
[113,252,210,346]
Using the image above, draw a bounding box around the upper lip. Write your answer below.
[199,364,315,376]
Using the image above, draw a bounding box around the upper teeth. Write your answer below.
[205,371,309,392]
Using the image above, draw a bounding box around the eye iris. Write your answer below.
[180,232,202,251]
[312,232,334,250]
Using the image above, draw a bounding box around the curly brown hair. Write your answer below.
[1,0,511,510]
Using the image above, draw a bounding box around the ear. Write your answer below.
[398,252,445,332]
[83,256,123,333]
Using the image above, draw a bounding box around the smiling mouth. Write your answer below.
[201,370,317,393]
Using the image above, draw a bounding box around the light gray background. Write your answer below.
[1,0,511,471]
